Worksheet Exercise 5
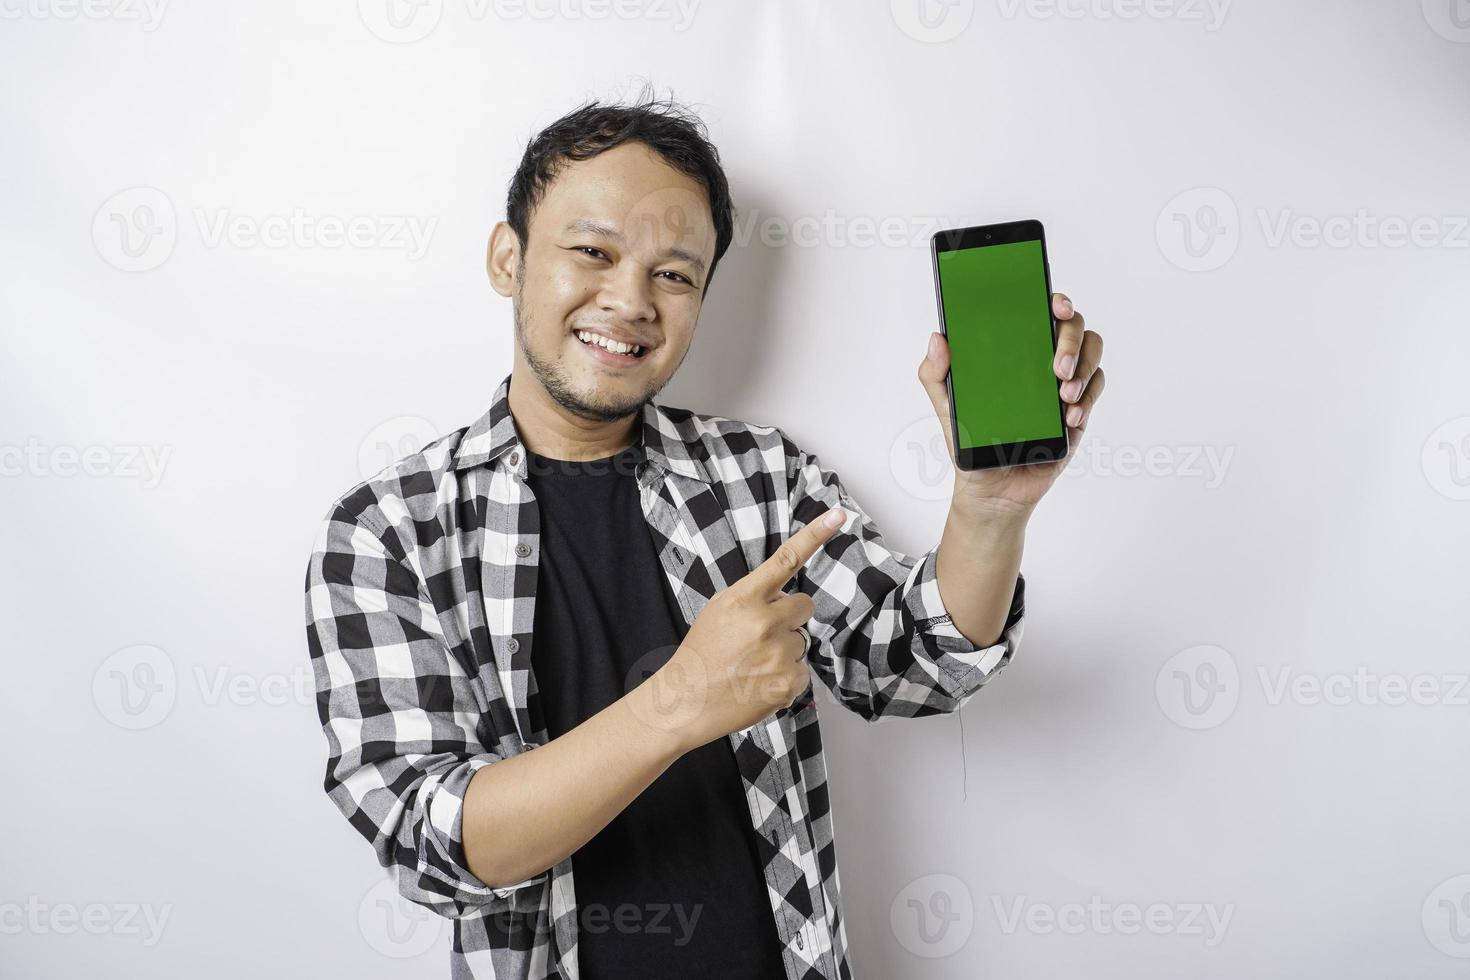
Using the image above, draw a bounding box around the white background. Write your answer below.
[3,1,1469,977]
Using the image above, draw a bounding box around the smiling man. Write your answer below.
[304,92,1105,980]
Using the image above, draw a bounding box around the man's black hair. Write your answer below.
[505,84,735,294]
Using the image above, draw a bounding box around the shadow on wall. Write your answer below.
[658,185,783,418]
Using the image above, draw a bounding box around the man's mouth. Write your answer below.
[574,329,649,360]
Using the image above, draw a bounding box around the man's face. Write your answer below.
[493,141,718,423]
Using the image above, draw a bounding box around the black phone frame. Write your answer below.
[929,218,1071,471]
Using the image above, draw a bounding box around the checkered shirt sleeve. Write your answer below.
[779,429,1026,721]
[304,504,547,919]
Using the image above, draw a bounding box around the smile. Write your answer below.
[574,329,648,361]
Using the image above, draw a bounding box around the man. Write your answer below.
[304,93,1105,980]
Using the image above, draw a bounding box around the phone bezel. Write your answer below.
[929,218,1071,471]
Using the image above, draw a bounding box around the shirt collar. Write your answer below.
[451,372,712,483]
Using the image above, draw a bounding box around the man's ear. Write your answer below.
[487,221,520,297]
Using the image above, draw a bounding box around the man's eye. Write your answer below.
[571,248,692,286]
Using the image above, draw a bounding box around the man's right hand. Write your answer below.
[634,506,849,751]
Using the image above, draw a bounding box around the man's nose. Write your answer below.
[597,261,656,323]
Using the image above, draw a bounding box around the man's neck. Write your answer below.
[507,365,640,462]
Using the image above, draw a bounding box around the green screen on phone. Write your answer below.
[937,240,1062,448]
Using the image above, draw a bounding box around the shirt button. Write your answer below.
[515,542,531,558]
[795,931,805,950]
[506,637,520,653]
[509,451,520,466]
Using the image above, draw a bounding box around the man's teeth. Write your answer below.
[575,330,643,357]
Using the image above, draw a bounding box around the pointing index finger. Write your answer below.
[743,506,847,600]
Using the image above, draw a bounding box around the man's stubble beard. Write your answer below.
[512,264,683,424]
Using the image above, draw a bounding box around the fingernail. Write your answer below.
[927,333,941,361]
[1067,405,1083,427]
[1060,354,1076,380]
[1061,299,1073,315]
[1063,379,1082,401]
[824,509,845,528]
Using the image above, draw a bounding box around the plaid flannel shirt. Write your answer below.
[304,372,1026,980]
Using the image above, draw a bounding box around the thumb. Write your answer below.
[918,331,952,416]
[918,332,957,466]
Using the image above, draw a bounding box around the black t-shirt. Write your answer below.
[523,436,788,980]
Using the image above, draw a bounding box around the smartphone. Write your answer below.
[929,219,1069,470]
